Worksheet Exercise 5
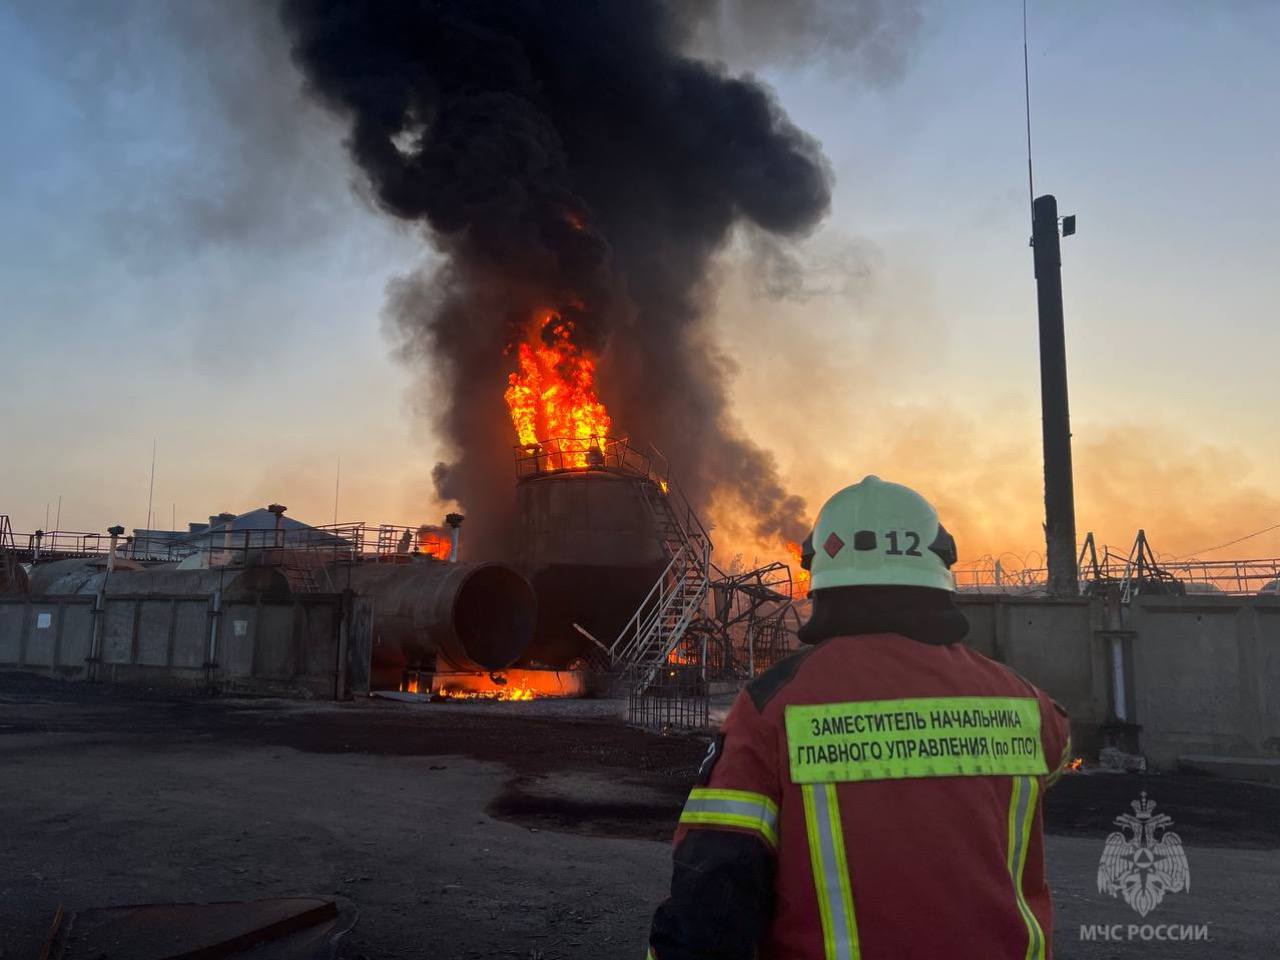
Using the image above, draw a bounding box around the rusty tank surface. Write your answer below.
[514,465,669,666]
[27,557,289,601]
[338,560,536,683]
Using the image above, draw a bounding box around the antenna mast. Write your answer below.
[1023,0,1035,223]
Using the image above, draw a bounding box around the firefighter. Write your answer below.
[647,476,1072,960]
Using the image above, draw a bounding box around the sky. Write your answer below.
[1,0,1277,569]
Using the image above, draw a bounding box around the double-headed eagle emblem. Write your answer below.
[1097,792,1190,916]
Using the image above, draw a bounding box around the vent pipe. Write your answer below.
[445,513,465,563]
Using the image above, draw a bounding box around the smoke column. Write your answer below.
[281,0,835,553]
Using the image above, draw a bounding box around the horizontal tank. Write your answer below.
[515,470,668,666]
[27,557,288,600]
[336,561,536,676]
[29,556,537,679]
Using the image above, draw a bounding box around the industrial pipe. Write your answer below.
[341,560,535,673]
[445,513,464,563]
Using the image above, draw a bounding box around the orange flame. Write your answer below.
[504,310,612,468]
[786,541,811,598]
[436,684,535,701]
[1069,757,1084,772]
[667,645,694,665]
[416,526,452,560]
[432,669,585,700]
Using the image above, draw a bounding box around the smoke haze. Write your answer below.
[278,0,916,553]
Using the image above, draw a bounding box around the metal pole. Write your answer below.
[445,513,464,563]
[1032,194,1078,595]
[206,588,222,691]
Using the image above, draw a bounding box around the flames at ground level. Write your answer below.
[401,668,587,700]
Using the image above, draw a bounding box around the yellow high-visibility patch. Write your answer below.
[785,696,1047,783]
[679,787,780,847]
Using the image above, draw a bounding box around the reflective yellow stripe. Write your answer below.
[679,788,779,848]
[1006,776,1046,960]
[802,783,861,960]
[786,696,1047,783]
[689,787,781,817]
[1044,735,1073,788]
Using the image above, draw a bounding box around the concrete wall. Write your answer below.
[958,594,1280,770]
[0,593,348,699]
[958,596,1111,755]
[1128,596,1280,769]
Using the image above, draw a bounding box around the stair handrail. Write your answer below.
[609,549,686,661]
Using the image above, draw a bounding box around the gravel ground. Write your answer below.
[1,674,1277,958]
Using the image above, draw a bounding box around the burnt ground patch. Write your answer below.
[488,774,688,842]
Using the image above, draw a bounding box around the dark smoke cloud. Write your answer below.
[281,0,844,553]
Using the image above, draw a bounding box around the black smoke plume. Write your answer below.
[281,0,834,554]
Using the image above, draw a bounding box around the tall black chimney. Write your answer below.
[1031,194,1078,596]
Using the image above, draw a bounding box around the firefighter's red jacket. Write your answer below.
[649,632,1072,960]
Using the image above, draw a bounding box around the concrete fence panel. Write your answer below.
[60,603,94,673]
[0,604,26,663]
[957,596,1107,731]
[173,601,208,668]
[136,600,174,666]
[1,593,347,699]
[102,602,135,664]
[23,605,57,667]
[1130,597,1280,768]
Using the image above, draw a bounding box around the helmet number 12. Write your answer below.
[885,531,922,557]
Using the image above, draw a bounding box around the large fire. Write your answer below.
[401,669,586,700]
[504,309,612,468]
[786,541,811,598]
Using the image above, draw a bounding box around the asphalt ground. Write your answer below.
[1,675,1276,958]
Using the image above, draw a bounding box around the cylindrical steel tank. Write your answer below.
[515,470,668,665]
[27,558,288,600]
[338,561,536,674]
[29,557,537,677]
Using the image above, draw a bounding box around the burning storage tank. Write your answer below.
[513,440,672,666]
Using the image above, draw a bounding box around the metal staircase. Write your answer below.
[0,515,23,594]
[608,459,713,696]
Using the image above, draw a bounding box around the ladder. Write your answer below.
[278,546,335,594]
[0,515,21,594]
[609,472,712,693]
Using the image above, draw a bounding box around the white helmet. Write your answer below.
[803,476,957,592]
